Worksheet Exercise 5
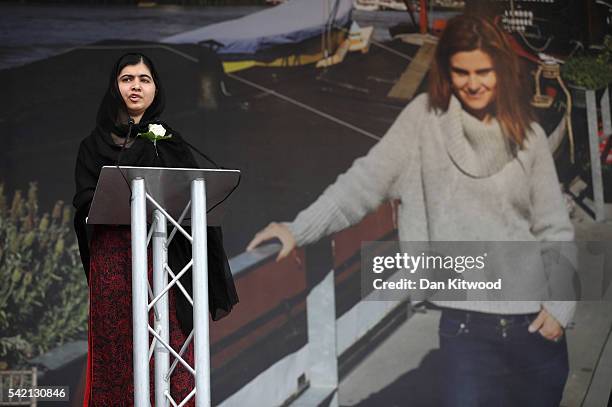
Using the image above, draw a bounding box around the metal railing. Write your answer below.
[583,86,612,221]
[213,202,403,406]
[0,368,37,407]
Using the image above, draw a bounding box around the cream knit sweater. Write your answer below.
[286,94,575,327]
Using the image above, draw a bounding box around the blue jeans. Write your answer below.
[438,308,569,407]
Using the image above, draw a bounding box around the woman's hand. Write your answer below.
[246,222,297,262]
[528,308,564,342]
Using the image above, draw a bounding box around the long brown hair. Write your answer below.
[428,15,534,147]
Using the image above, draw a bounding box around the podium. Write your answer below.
[88,166,240,407]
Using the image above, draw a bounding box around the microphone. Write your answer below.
[116,116,135,199]
[117,116,135,164]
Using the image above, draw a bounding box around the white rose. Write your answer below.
[149,124,166,137]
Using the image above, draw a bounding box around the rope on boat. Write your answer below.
[371,40,414,61]
[227,72,382,142]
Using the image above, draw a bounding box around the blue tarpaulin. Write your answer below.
[162,0,353,55]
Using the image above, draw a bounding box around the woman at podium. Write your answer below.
[72,52,238,406]
[247,15,574,406]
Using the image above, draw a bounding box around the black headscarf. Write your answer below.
[73,53,238,327]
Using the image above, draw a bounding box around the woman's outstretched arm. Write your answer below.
[247,94,427,259]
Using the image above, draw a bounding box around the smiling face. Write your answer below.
[117,61,156,123]
[449,49,497,120]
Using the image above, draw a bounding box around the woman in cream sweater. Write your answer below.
[248,15,573,406]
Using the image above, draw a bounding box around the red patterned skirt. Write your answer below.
[84,225,195,406]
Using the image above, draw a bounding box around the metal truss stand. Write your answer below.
[132,178,209,407]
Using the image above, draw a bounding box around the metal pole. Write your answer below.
[31,367,37,407]
[419,0,428,34]
[153,210,170,406]
[306,271,339,407]
[131,177,150,406]
[586,90,605,221]
[191,179,211,407]
[602,87,612,136]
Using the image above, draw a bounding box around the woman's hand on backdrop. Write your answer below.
[246,222,297,262]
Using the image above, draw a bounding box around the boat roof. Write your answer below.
[162,0,353,55]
